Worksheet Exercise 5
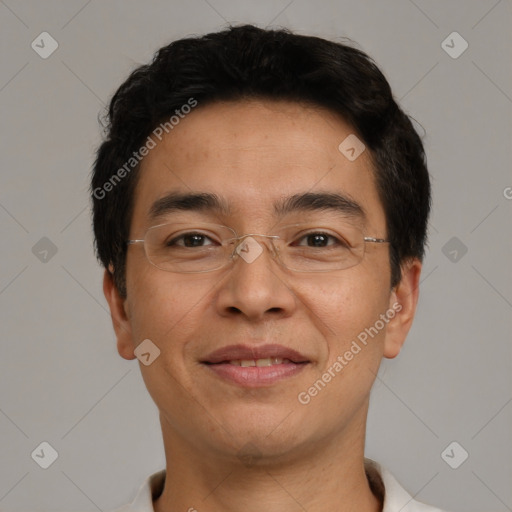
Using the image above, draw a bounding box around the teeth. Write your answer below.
[229,357,288,366]
[256,358,273,367]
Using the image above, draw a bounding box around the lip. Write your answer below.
[201,344,311,388]
[202,344,309,364]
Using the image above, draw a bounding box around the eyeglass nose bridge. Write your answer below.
[229,233,282,264]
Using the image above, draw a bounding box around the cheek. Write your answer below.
[125,271,206,403]
[294,274,389,419]
[297,268,389,325]
[126,267,214,346]
[125,264,179,339]
[291,269,390,367]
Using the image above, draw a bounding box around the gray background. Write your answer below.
[0,1,511,511]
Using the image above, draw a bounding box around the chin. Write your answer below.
[209,413,311,461]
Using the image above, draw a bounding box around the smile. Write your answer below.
[227,357,291,366]
[201,343,311,387]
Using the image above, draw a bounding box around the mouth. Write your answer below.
[201,344,310,387]
[222,357,296,366]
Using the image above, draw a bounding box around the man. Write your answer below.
[91,24,448,512]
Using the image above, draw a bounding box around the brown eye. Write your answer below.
[305,233,330,247]
[294,232,349,248]
[167,233,215,248]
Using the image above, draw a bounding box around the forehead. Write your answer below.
[130,99,386,233]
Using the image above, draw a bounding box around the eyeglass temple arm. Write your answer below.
[363,237,389,244]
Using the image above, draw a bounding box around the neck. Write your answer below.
[153,414,382,512]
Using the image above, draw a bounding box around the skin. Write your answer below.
[103,99,421,512]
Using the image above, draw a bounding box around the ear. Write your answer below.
[103,269,136,360]
[383,258,422,359]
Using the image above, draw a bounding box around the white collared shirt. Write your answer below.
[110,459,449,512]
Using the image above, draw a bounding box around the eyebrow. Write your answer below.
[275,191,365,219]
[148,192,231,221]
[148,191,365,223]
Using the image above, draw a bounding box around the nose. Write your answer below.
[214,234,297,321]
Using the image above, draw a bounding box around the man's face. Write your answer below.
[106,99,419,462]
